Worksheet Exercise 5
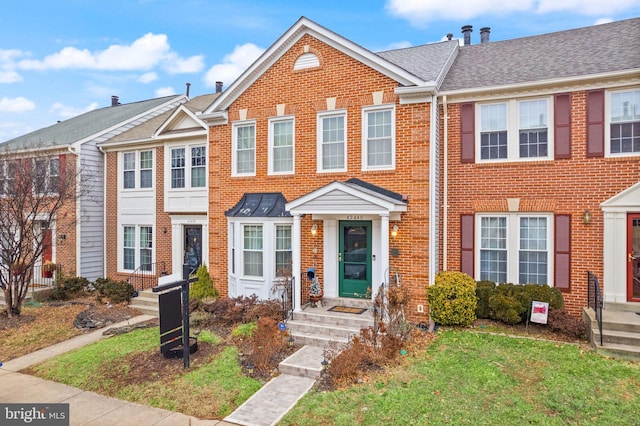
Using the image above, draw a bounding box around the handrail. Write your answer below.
[587,270,603,346]
[271,275,294,322]
[127,261,167,292]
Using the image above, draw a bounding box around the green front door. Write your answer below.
[339,221,372,298]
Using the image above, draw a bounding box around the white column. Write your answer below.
[378,214,390,300]
[292,214,302,312]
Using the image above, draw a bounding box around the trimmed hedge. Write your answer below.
[478,282,564,325]
[428,271,477,326]
[93,278,135,304]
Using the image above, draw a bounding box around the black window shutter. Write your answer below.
[586,89,605,157]
[461,214,474,277]
[554,93,571,159]
[554,214,571,291]
[460,103,475,163]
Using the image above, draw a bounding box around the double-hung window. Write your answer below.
[478,98,551,162]
[270,118,294,174]
[122,225,153,271]
[170,145,207,189]
[608,89,640,155]
[318,111,346,172]
[122,150,153,189]
[243,225,263,277]
[478,214,551,285]
[34,158,59,194]
[233,122,256,176]
[275,225,292,276]
[363,106,395,170]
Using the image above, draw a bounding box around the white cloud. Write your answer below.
[16,33,203,74]
[138,72,158,83]
[594,18,614,25]
[204,43,264,88]
[385,0,638,25]
[0,70,22,83]
[49,102,98,119]
[0,96,35,112]
[155,86,176,97]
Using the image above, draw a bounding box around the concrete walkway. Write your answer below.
[0,315,233,425]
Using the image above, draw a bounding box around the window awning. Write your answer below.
[225,192,291,217]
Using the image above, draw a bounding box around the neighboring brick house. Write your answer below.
[438,18,640,316]
[200,17,458,318]
[0,95,187,282]
[98,93,219,285]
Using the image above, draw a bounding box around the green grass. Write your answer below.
[281,330,640,426]
[30,327,261,419]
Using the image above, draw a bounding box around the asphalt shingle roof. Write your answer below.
[0,95,183,152]
[441,18,640,92]
[377,40,459,83]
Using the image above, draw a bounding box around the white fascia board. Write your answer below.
[203,17,425,116]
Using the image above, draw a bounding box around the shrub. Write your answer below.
[93,278,135,304]
[488,292,522,325]
[475,280,496,319]
[190,265,218,301]
[428,271,477,326]
[51,276,90,300]
[520,284,564,310]
[547,308,587,339]
[486,283,565,325]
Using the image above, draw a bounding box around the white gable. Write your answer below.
[155,106,207,138]
[601,180,640,210]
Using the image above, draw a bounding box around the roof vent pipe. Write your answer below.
[186,82,191,97]
[111,96,120,106]
[446,33,453,41]
[461,25,473,45]
[480,27,491,43]
[215,81,223,93]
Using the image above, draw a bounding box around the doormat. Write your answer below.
[328,306,367,314]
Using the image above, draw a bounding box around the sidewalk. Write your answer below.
[0,315,235,425]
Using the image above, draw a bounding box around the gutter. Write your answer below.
[98,145,107,279]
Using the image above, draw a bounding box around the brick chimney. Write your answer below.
[480,27,491,43]
[215,81,223,93]
[461,25,473,45]
[111,95,120,106]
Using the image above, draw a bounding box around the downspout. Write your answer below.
[429,96,438,286]
[98,145,107,279]
[67,145,82,277]
[442,95,449,271]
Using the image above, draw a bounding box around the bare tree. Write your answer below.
[0,150,84,317]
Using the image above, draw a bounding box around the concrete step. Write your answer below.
[593,329,640,347]
[278,345,326,379]
[287,320,360,341]
[586,310,640,334]
[604,302,640,313]
[129,289,160,317]
[593,342,640,362]
[128,303,159,317]
[293,309,373,329]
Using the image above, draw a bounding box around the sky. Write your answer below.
[1,0,639,142]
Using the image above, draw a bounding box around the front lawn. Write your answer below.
[281,330,640,425]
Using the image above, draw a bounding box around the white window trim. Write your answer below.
[120,149,155,191]
[232,120,257,177]
[475,97,554,163]
[119,224,155,272]
[317,110,347,173]
[228,219,294,282]
[268,116,295,175]
[475,213,554,286]
[362,104,396,171]
[167,144,208,190]
[605,87,640,158]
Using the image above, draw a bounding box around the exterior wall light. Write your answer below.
[311,224,318,236]
[583,210,591,224]
[392,224,399,238]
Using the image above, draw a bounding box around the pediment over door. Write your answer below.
[601,181,640,211]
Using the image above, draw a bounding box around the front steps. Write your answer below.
[128,289,160,316]
[584,302,640,361]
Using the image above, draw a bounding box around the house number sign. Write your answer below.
[346,215,363,220]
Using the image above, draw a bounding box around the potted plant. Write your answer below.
[309,276,323,307]
[42,260,56,278]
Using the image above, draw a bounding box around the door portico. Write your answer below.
[286,179,407,312]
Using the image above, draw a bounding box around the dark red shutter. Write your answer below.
[554,93,571,159]
[460,102,475,163]
[461,214,474,276]
[554,214,571,291]
[586,89,605,157]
